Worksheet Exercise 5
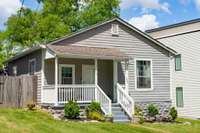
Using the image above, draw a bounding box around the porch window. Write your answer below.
[59,65,75,84]
[135,59,152,90]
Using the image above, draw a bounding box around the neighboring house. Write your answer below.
[147,18,200,119]
[5,17,176,121]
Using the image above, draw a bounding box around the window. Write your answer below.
[59,65,75,84]
[135,59,152,90]
[111,24,119,35]
[176,87,184,107]
[29,59,36,75]
[13,66,17,76]
[175,54,182,71]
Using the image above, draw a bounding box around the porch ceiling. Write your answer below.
[47,45,130,60]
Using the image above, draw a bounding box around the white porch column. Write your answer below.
[95,59,98,100]
[55,56,58,106]
[95,59,98,85]
[125,60,129,94]
[113,60,118,102]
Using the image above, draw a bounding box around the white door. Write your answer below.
[82,65,95,84]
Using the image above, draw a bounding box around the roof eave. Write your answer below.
[4,45,45,63]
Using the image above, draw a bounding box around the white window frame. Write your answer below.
[28,58,36,75]
[59,64,75,84]
[134,58,153,91]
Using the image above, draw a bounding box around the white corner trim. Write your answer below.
[134,58,154,91]
[59,64,75,84]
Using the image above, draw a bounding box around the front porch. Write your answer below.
[41,46,134,117]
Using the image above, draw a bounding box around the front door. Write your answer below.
[82,65,95,84]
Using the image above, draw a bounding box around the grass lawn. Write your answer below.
[0,109,199,133]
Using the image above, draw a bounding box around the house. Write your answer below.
[147,18,200,119]
[5,17,176,122]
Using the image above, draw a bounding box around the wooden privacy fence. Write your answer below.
[0,75,37,108]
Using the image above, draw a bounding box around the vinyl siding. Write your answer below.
[7,50,42,103]
[149,22,200,39]
[56,21,171,102]
[150,30,200,118]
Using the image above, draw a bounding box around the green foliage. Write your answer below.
[85,101,101,116]
[27,103,36,111]
[134,105,145,124]
[169,107,178,121]
[134,105,143,116]
[147,104,159,117]
[64,100,80,119]
[87,111,105,121]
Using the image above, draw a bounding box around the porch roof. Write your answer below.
[47,45,129,60]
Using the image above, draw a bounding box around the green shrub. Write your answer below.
[169,107,178,121]
[147,104,159,117]
[134,105,144,124]
[138,115,145,124]
[86,101,101,116]
[27,103,36,110]
[135,105,143,116]
[64,100,80,119]
[88,112,105,121]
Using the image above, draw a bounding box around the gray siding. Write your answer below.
[150,31,200,118]
[7,50,42,103]
[55,21,171,102]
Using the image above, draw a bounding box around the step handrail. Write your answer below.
[96,85,112,115]
[117,83,134,118]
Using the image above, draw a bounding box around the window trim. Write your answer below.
[176,87,184,108]
[175,54,182,71]
[134,58,153,91]
[59,64,75,85]
[28,58,36,75]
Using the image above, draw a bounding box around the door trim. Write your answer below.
[82,64,95,84]
[59,64,75,84]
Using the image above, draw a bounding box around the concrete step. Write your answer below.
[113,119,130,123]
[111,103,130,123]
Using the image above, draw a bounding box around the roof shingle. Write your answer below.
[47,45,129,60]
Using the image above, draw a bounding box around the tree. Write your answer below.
[0,0,120,68]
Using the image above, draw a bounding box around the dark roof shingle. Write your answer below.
[47,45,129,60]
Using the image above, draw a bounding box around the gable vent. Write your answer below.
[111,24,119,35]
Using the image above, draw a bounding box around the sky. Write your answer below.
[0,0,200,31]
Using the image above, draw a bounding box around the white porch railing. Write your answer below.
[42,84,111,115]
[96,85,112,115]
[117,83,134,118]
[58,84,95,104]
